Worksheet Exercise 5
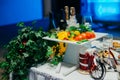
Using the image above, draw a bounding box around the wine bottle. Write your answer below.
[48,12,57,31]
[69,7,78,27]
[70,7,76,16]
[58,9,67,30]
[64,6,69,21]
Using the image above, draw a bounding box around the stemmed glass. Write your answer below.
[102,34,113,65]
[82,15,93,28]
[102,34,113,50]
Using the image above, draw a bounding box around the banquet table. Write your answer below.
[29,32,120,80]
[29,62,120,80]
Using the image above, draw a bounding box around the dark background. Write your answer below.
[51,0,81,14]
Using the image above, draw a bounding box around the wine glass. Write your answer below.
[102,34,113,50]
[83,15,93,24]
[82,15,93,27]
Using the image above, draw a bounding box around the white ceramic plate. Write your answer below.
[43,32,108,45]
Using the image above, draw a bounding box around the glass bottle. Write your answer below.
[48,12,57,31]
[59,9,67,30]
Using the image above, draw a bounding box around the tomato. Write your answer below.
[85,32,92,39]
[81,33,87,39]
[74,35,83,41]
[74,37,79,41]
[91,32,96,38]
[86,32,96,39]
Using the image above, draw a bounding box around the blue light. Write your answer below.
[81,0,120,21]
[97,5,118,16]
[88,0,120,2]
[94,1,120,21]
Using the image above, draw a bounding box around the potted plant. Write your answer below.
[0,22,48,80]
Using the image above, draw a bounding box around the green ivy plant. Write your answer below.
[0,22,48,80]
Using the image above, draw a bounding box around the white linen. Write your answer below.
[29,62,119,80]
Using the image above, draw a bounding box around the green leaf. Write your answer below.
[26,40,34,45]
[0,62,9,69]
[66,26,77,31]
[19,44,25,49]
[23,53,29,57]
[46,46,53,57]
[50,33,56,38]
[76,39,88,44]
[16,22,25,27]
[50,57,59,65]
[18,70,24,75]
[35,32,41,37]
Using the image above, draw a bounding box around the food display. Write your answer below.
[47,5,96,43]
[48,25,96,42]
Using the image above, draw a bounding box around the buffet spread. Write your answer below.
[29,6,120,80]
[30,31,120,80]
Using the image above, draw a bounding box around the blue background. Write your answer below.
[81,0,120,22]
[0,0,43,26]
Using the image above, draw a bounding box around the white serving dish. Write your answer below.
[43,32,108,64]
[43,32,108,45]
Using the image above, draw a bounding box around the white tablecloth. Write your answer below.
[29,62,119,80]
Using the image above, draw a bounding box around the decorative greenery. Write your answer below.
[0,22,48,80]
[46,42,67,65]
[65,24,92,33]
[0,21,93,80]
